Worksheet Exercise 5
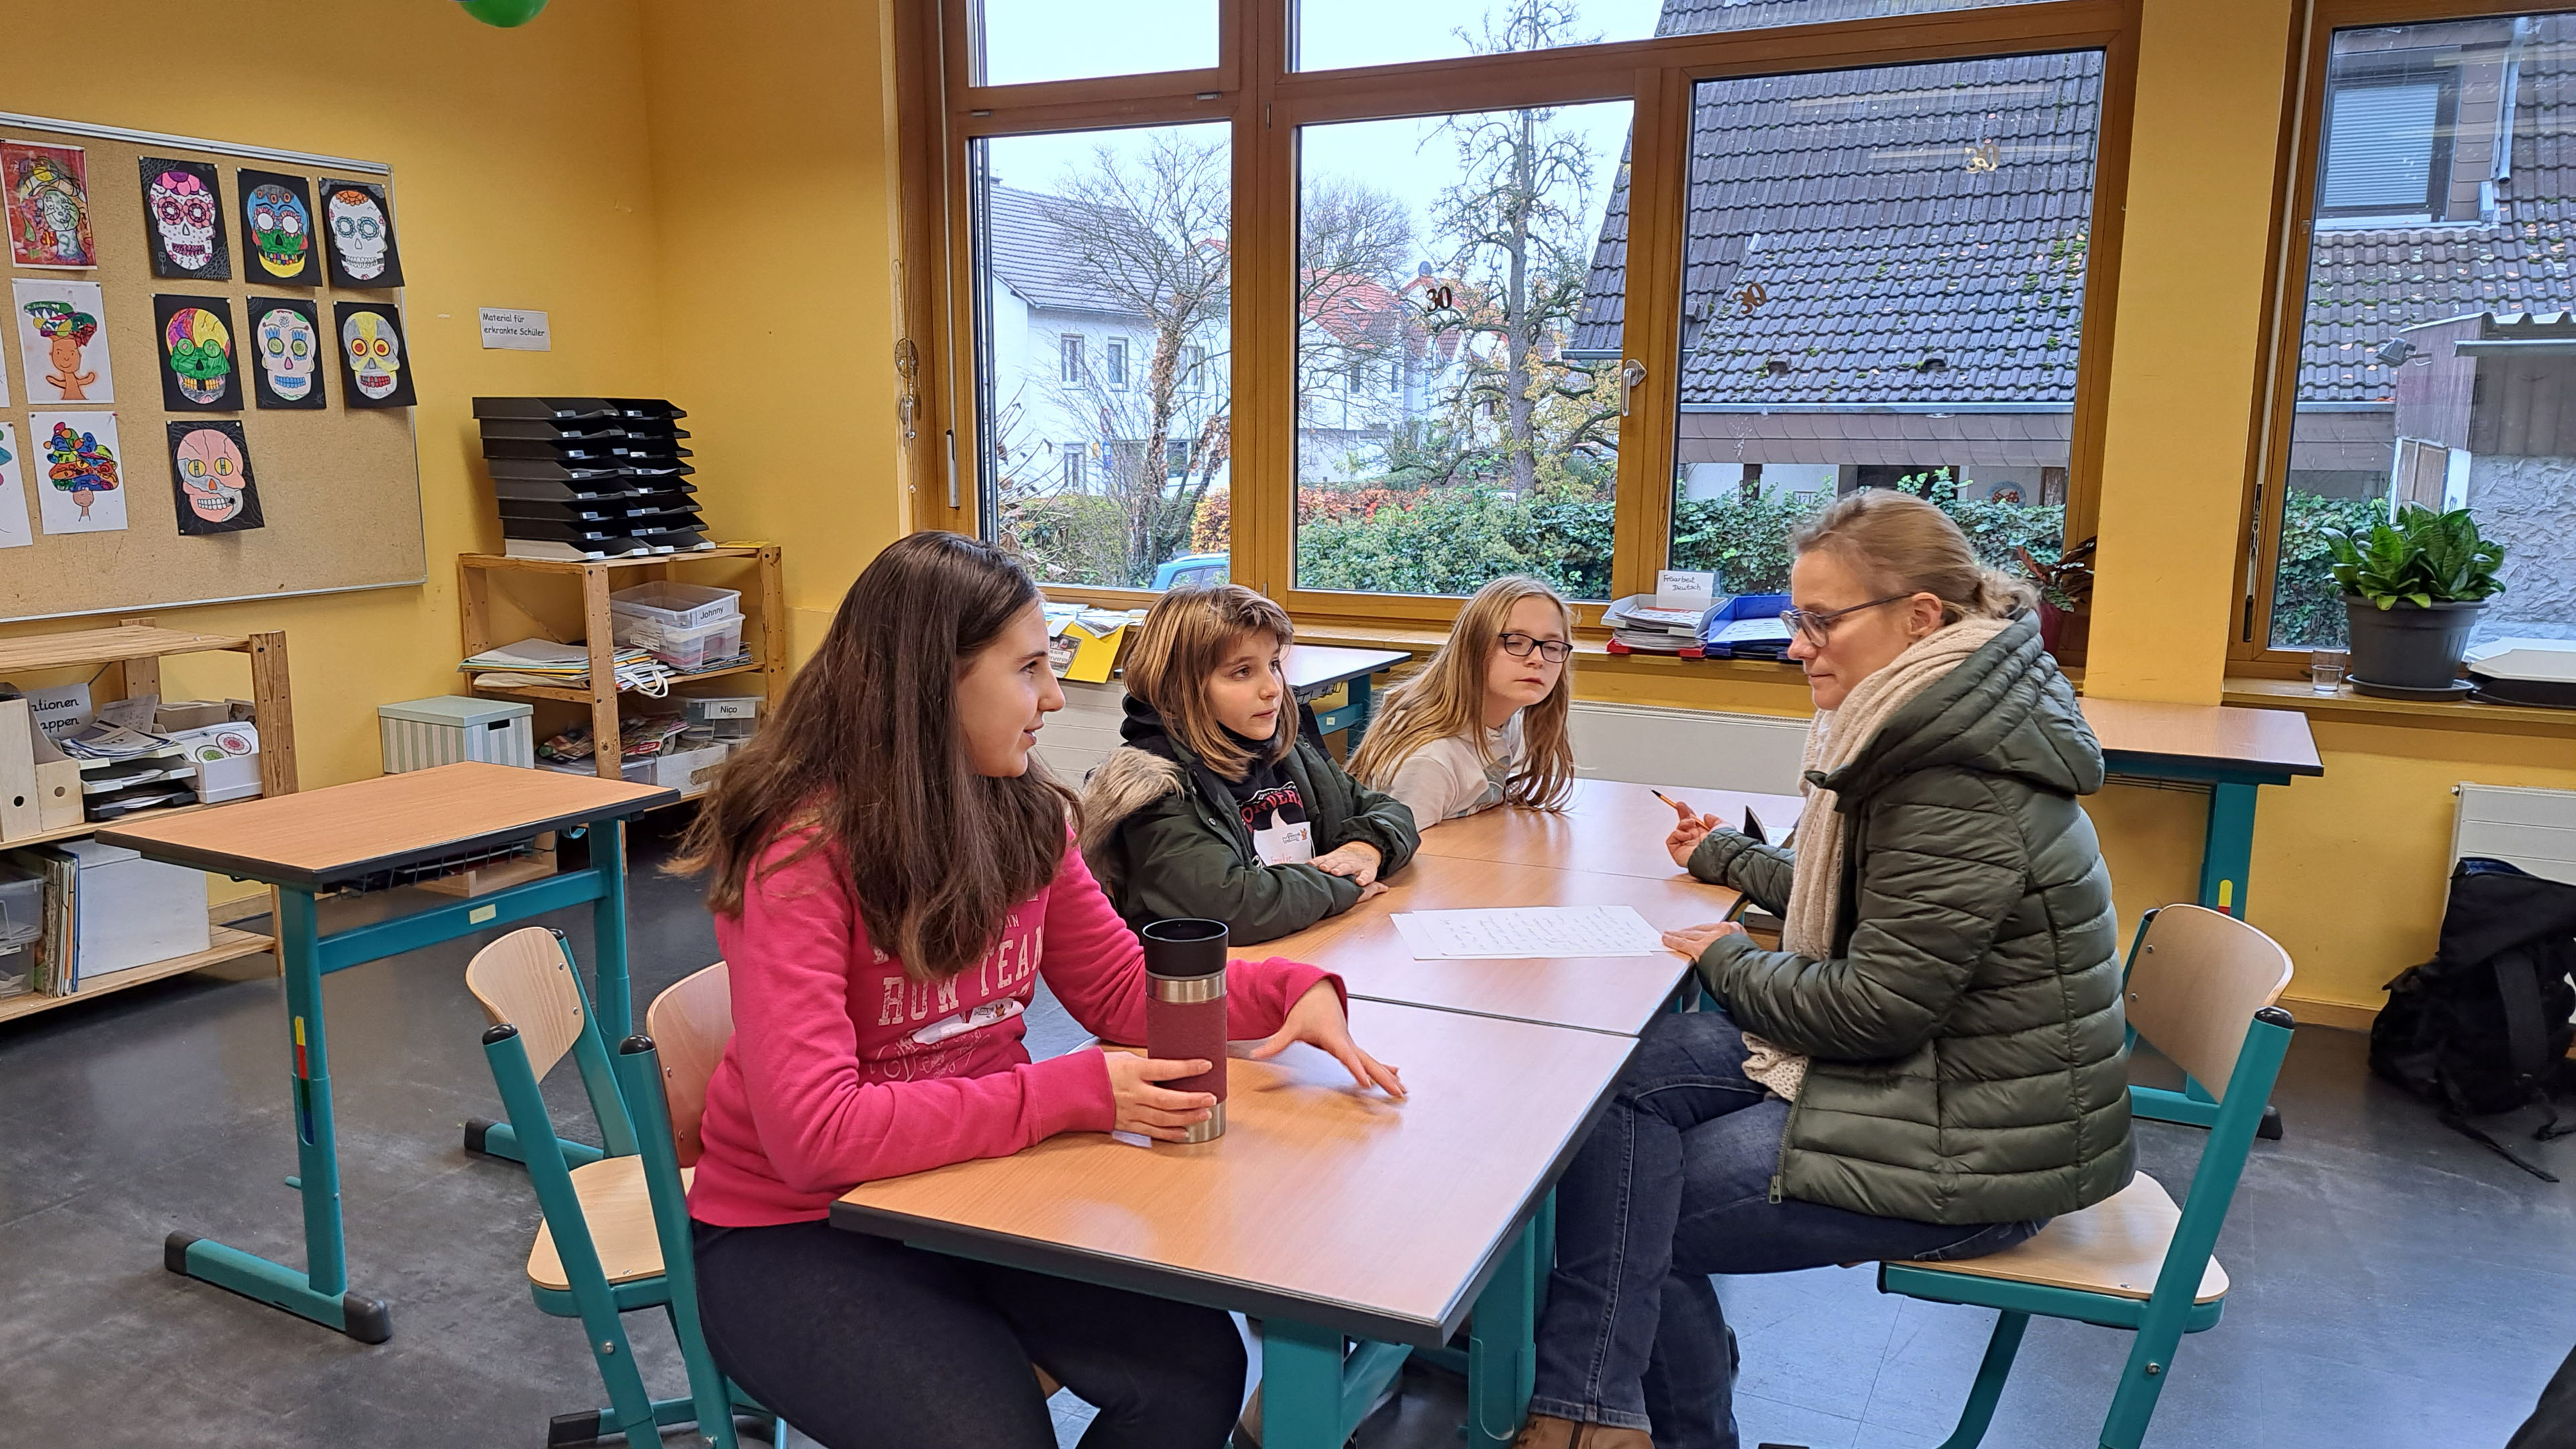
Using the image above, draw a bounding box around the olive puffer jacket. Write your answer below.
[1687,614,2133,1226]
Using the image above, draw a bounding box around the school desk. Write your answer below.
[1413,776,1811,881]
[97,761,672,1342]
[1285,644,1411,745]
[2080,697,2323,918]
[1265,851,1737,1036]
[833,998,1638,1449]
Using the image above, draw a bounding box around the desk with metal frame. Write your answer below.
[1287,644,1411,745]
[2080,697,2323,919]
[98,762,673,1342]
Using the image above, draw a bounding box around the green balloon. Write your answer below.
[459,0,547,26]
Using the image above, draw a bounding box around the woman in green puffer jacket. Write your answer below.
[1517,490,2133,1449]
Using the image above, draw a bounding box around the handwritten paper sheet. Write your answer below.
[1389,905,1664,960]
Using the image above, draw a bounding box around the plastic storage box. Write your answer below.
[166,721,264,804]
[0,867,42,951]
[57,839,211,975]
[615,613,745,672]
[609,581,740,633]
[379,696,538,772]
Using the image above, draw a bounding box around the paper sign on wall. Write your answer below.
[479,307,549,351]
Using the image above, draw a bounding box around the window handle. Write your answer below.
[1619,358,1648,417]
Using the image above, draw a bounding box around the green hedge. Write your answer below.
[2268,491,2388,649]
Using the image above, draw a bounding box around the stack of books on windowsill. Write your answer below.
[1603,595,1714,656]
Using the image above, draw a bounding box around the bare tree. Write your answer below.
[1297,178,1417,425]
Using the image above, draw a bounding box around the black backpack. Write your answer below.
[2368,857,2576,1181]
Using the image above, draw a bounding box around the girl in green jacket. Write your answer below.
[1078,583,1420,945]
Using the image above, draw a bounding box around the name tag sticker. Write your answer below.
[469,904,498,924]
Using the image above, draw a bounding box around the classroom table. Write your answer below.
[1415,776,1810,881]
[1286,643,1411,745]
[2080,697,2323,919]
[97,762,673,1342]
[833,998,1638,1449]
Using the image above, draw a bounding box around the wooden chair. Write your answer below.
[466,929,782,1449]
[1876,904,2297,1449]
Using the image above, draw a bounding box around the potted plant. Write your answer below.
[2324,504,2506,691]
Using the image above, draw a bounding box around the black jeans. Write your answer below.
[692,1218,1247,1449]
[1529,1009,2043,1448]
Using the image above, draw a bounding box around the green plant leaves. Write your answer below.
[2322,502,2506,608]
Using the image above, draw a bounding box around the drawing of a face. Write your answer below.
[43,421,117,519]
[327,189,388,279]
[257,307,317,400]
[150,170,217,271]
[24,301,99,400]
[166,307,234,405]
[175,427,248,522]
[342,311,402,398]
[248,183,309,276]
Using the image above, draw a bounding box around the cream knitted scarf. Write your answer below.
[1737,615,2012,1101]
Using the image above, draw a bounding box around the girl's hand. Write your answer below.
[1251,980,1407,1098]
[1312,841,1383,886]
[1102,1052,1218,1141]
[1665,797,1722,869]
[1662,921,1746,961]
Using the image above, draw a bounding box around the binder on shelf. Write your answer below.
[0,698,40,842]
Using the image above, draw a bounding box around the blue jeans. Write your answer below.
[1529,1009,2042,1448]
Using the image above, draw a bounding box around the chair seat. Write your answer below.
[1894,1173,2227,1305]
[528,1157,692,1291]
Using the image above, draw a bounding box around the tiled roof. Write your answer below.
[985,184,1163,318]
[1654,0,1993,36]
[2300,13,2576,402]
[1571,50,2104,405]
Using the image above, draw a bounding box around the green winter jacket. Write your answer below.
[1078,697,1420,945]
[1686,614,2133,1226]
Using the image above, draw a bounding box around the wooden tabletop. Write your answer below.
[2080,696,2323,781]
[1285,644,1411,694]
[832,998,1638,1347]
[96,761,674,888]
[1415,776,1810,881]
[1265,851,1735,1036]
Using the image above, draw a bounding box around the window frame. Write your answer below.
[2230,0,2536,675]
[896,0,2140,645]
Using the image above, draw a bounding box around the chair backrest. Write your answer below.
[466,926,592,1079]
[2123,905,2294,1102]
[645,963,734,1168]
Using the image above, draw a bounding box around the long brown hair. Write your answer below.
[1792,490,2035,623]
[1121,583,1295,782]
[1350,574,1576,809]
[674,531,1072,980]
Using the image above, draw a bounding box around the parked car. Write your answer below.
[1150,553,1229,590]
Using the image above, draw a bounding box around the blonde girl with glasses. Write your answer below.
[1349,575,1578,830]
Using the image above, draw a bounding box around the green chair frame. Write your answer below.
[1876,906,2297,1449]
[472,926,784,1448]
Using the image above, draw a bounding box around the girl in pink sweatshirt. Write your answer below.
[674,531,1403,1449]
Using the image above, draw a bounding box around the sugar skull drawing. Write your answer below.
[24,301,99,401]
[257,306,318,402]
[174,427,249,523]
[327,188,388,280]
[248,182,310,278]
[149,169,219,272]
[6,147,93,267]
[42,421,117,521]
[165,307,235,405]
[343,311,402,400]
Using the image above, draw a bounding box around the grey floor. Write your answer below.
[1,812,2567,1448]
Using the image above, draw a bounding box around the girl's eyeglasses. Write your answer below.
[1778,594,1914,647]
[1497,632,1571,664]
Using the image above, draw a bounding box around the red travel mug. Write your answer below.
[1142,918,1229,1143]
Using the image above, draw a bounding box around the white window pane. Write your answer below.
[977,0,1216,87]
[1295,0,2048,74]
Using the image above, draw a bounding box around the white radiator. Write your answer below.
[1031,684,1815,797]
[2453,783,2576,888]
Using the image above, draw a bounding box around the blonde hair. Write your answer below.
[1350,575,1576,810]
[1793,490,2037,623]
[1122,584,1296,782]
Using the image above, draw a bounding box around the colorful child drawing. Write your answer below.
[247,181,311,279]
[343,311,403,399]
[43,419,117,521]
[4,144,94,268]
[25,301,99,400]
[325,187,390,280]
[147,168,221,273]
[164,306,235,407]
[168,422,262,534]
[255,304,320,404]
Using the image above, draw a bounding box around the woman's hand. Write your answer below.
[1312,840,1384,887]
[1250,980,1407,1098]
[1356,879,1389,904]
[1665,796,1722,869]
[1102,1052,1218,1141]
[1662,921,1746,961]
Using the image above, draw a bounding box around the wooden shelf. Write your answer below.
[0,625,251,674]
[5,800,219,851]
[455,545,768,576]
[0,924,274,1024]
[464,658,765,704]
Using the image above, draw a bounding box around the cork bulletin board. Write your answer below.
[0,109,423,623]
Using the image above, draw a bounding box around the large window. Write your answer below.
[2252,10,2576,654]
[923,0,2129,625]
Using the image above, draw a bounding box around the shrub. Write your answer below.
[2269,491,2392,649]
[1191,485,1230,554]
[998,492,1136,587]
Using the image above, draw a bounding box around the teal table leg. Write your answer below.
[2199,782,2258,918]
[1467,1220,1541,1447]
[589,821,633,1042]
[1264,1318,1348,1449]
[162,885,392,1342]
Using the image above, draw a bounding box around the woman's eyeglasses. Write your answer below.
[1497,632,1571,664]
[1778,594,1913,647]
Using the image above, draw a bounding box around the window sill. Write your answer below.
[2221,675,2576,737]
